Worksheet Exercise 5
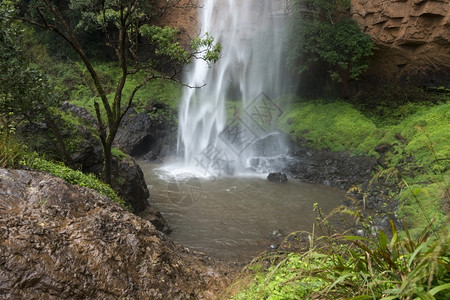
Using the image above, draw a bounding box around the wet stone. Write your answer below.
[0,168,235,300]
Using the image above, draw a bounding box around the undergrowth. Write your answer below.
[225,208,450,299]
[0,128,25,169]
[68,62,182,117]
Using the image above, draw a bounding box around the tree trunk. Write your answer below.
[45,116,69,163]
[103,140,113,185]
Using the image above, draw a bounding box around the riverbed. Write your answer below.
[139,162,348,262]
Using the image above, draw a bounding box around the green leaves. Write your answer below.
[139,25,222,65]
[191,32,222,63]
[231,214,449,299]
[286,1,375,83]
[140,25,190,64]
[0,1,59,126]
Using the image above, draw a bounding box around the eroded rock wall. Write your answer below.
[351,0,450,87]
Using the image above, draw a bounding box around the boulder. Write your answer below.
[114,106,177,161]
[60,103,169,232]
[267,172,288,183]
[114,107,154,157]
[283,144,377,190]
[0,168,234,299]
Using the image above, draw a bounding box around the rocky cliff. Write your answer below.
[162,0,450,88]
[0,168,233,299]
[351,0,450,87]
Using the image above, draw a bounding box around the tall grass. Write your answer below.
[225,210,450,299]
[0,127,24,168]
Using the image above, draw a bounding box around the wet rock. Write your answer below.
[61,101,97,126]
[114,106,177,161]
[60,103,169,231]
[114,107,154,157]
[0,168,234,299]
[283,144,377,191]
[267,172,288,183]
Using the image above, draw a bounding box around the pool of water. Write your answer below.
[139,162,348,262]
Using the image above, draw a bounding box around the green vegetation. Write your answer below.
[279,99,377,154]
[68,62,182,118]
[228,218,449,299]
[279,97,449,233]
[286,0,375,96]
[0,129,25,169]
[1,0,448,298]
[111,147,127,160]
[22,153,128,209]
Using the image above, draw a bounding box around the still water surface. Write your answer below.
[139,162,348,262]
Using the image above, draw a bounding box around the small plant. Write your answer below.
[0,122,25,168]
[111,147,128,160]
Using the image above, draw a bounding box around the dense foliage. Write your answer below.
[285,0,375,95]
[278,97,449,233]
[228,216,450,299]
[0,1,59,128]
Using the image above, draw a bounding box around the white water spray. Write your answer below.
[177,0,293,175]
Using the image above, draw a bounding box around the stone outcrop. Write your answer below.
[61,102,170,232]
[0,168,234,299]
[283,144,378,191]
[114,105,177,161]
[267,172,288,183]
[351,0,450,87]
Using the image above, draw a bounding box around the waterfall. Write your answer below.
[177,0,293,176]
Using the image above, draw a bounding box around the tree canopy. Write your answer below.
[286,0,375,87]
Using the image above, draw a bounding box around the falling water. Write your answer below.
[177,0,293,175]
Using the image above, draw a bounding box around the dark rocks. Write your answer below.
[114,105,177,161]
[267,172,288,183]
[114,107,154,157]
[283,145,378,191]
[375,143,392,154]
[61,101,97,126]
[59,103,170,232]
[0,168,234,300]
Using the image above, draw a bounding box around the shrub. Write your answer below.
[0,128,24,169]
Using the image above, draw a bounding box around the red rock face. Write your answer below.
[351,0,450,87]
[155,0,199,49]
